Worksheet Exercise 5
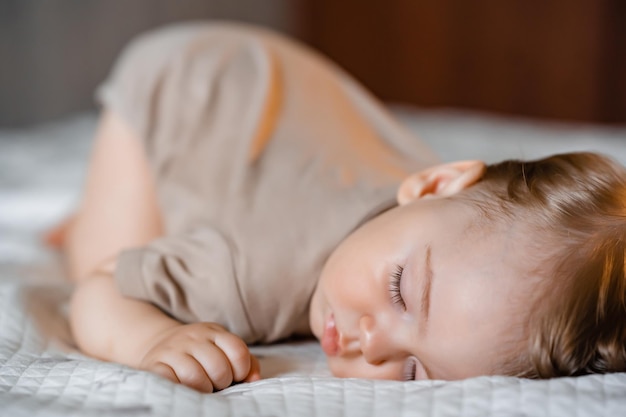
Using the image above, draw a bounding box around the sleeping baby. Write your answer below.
[59,22,626,392]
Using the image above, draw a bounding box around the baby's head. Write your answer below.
[310,152,626,380]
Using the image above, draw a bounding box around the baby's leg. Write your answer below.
[64,109,163,282]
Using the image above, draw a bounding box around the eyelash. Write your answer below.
[389,264,406,310]
[403,357,418,381]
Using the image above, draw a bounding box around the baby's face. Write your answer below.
[309,195,531,380]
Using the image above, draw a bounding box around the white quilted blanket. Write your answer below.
[2,108,626,417]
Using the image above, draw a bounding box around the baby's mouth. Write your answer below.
[321,313,340,356]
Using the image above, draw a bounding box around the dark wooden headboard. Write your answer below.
[297,0,625,124]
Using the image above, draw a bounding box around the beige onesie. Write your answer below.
[96,22,439,344]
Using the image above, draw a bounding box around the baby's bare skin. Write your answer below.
[71,259,260,392]
[65,111,259,392]
[64,110,163,283]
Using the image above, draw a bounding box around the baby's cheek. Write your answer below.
[327,277,352,306]
[328,355,403,380]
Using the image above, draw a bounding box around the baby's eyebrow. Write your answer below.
[420,245,433,333]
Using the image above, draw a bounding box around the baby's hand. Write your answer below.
[138,322,260,392]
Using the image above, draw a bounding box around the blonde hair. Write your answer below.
[463,152,626,378]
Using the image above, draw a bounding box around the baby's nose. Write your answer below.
[359,315,394,364]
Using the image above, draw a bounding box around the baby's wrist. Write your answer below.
[128,321,182,367]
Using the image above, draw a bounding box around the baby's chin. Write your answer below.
[307,287,324,341]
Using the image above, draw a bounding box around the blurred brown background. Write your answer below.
[1,0,624,126]
[302,0,626,124]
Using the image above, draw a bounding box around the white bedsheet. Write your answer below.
[1,108,626,416]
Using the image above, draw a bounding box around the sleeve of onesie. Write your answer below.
[114,228,255,343]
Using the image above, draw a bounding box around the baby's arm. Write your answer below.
[70,259,260,392]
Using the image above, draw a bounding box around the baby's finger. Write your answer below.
[190,343,234,391]
[212,331,252,382]
[243,354,261,382]
[163,353,215,393]
[150,361,180,383]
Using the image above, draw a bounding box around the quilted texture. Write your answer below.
[2,110,626,416]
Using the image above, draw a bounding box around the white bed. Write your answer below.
[1,107,626,416]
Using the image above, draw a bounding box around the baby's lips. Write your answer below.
[321,314,339,356]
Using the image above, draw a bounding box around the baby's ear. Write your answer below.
[396,160,486,205]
